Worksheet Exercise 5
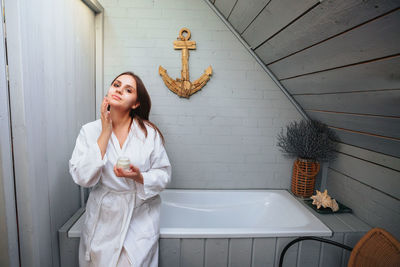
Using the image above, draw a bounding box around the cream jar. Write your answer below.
[116,156,131,171]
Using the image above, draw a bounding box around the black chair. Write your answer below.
[279,228,400,267]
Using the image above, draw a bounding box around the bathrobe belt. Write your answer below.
[84,183,137,262]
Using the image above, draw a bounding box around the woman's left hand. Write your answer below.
[114,164,144,184]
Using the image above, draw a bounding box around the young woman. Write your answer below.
[69,71,172,266]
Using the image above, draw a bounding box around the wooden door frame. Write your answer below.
[82,0,104,120]
[81,0,105,207]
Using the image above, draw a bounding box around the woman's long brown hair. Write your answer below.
[111,71,165,145]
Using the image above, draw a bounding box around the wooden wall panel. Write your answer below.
[274,237,299,267]
[0,0,19,265]
[211,0,400,158]
[319,233,344,267]
[330,153,400,199]
[281,55,400,95]
[269,9,400,79]
[327,165,400,240]
[295,90,400,117]
[181,239,205,267]
[5,0,97,266]
[159,238,180,267]
[214,0,237,18]
[252,238,276,267]
[241,0,318,48]
[307,110,400,139]
[228,239,252,267]
[227,0,270,34]
[330,127,400,158]
[204,238,229,267]
[297,239,321,266]
[255,0,400,64]
[336,143,400,172]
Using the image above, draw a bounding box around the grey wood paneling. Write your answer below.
[241,0,318,48]
[58,207,84,267]
[204,238,229,267]
[252,238,276,267]
[307,110,400,139]
[342,232,366,266]
[281,55,400,95]
[274,237,299,267]
[228,238,252,267]
[227,0,270,34]
[331,127,400,158]
[319,233,344,267]
[295,90,400,117]
[297,239,321,266]
[327,167,400,240]
[181,239,205,267]
[159,238,180,267]
[336,142,400,172]
[0,1,19,266]
[270,9,400,79]
[214,0,237,18]
[159,232,370,267]
[5,0,97,266]
[255,0,400,64]
[329,151,400,199]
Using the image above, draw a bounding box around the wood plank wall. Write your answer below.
[327,143,400,240]
[211,0,400,244]
[5,0,97,266]
[212,0,400,158]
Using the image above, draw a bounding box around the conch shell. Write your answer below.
[310,189,339,212]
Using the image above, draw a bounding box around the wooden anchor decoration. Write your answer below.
[159,28,212,98]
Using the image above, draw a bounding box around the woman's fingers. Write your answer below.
[114,165,122,177]
[113,164,139,179]
[103,97,109,111]
[130,164,139,172]
[101,96,112,125]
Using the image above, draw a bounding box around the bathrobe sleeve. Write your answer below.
[136,131,172,200]
[69,126,108,188]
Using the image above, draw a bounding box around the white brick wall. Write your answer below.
[98,0,302,189]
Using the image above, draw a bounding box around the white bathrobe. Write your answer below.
[69,118,172,267]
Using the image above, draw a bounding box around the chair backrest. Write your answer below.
[348,227,400,267]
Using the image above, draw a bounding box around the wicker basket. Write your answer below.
[291,158,320,198]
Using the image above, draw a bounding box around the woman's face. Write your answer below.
[107,74,140,111]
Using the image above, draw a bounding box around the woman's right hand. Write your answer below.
[100,95,112,134]
[97,96,112,159]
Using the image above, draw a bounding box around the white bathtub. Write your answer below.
[159,189,332,238]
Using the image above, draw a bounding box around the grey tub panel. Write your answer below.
[297,239,321,267]
[229,238,253,267]
[181,239,204,267]
[252,238,276,267]
[319,233,344,267]
[205,238,229,267]
[159,239,180,267]
[159,232,366,267]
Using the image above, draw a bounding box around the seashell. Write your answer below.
[327,198,339,212]
[310,189,339,212]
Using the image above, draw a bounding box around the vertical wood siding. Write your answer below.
[5,0,97,266]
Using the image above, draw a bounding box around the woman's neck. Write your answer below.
[110,107,132,132]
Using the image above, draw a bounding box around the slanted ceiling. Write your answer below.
[210,0,400,158]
